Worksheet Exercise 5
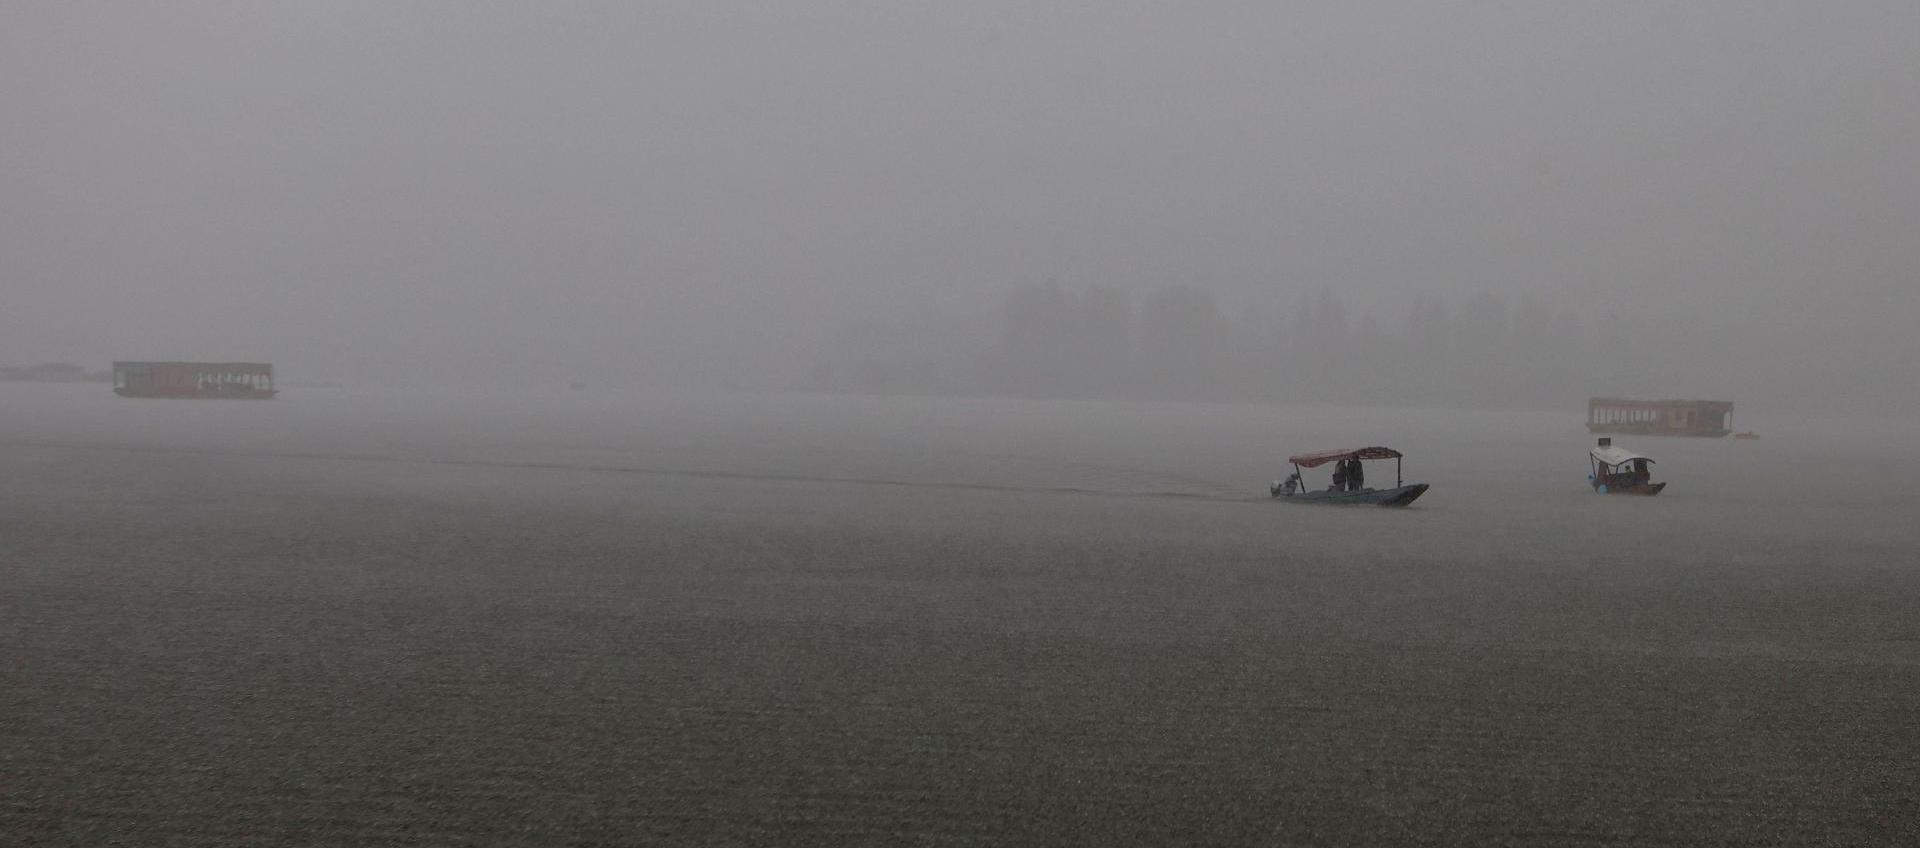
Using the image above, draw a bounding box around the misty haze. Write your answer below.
[4,2,1918,845]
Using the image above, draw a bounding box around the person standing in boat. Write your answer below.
[1346,457,1365,491]
[1330,461,1348,492]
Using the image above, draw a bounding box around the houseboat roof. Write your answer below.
[1288,446,1403,468]
[1588,397,1732,409]
[1590,444,1654,467]
[113,361,273,370]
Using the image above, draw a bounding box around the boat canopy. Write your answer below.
[1288,446,1403,468]
[1590,445,1653,467]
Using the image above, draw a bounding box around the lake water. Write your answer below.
[4,383,1917,844]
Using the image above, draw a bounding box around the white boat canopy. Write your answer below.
[1590,444,1654,467]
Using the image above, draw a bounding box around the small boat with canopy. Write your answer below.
[1270,446,1429,506]
[1588,438,1665,495]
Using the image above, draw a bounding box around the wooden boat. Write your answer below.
[1586,397,1733,438]
[1588,438,1665,496]
[1271,446,1429,507]
[113,361,277,399]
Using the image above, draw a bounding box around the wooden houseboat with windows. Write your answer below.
[112,361,278,399]
[1586,397,1732,438]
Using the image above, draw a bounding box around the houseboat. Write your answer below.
[1586,397,1732,438]
[113,361,277,399]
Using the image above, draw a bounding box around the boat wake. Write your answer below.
[1,439,1262,504]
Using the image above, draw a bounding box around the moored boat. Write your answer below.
[1271,446,1429,507]
[1587,397,1733,438]
[1588,438,1665,495]
[113,361,277,399]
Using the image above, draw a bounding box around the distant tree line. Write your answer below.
[810,282,1902,412]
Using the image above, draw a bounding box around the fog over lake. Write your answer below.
[4,2,1917,408]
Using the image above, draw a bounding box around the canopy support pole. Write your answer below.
[1396,457,1402,488]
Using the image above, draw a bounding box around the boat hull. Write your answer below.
[114,387,278,399]
[1274,483,1429,507]
[1595,481,1665,496]
[1586,424,1730,438]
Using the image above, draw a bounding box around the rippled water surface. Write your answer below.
[4,384,1917,845]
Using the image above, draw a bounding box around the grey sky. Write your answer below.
[3,1,1917,388]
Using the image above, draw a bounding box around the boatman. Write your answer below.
[1347,457,1365,491]
[1330,461,1348,492]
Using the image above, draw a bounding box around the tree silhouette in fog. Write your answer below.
[817,281,1893,412]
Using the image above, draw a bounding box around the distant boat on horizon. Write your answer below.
[112,361,277,399]
[1587,397,1733,438]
